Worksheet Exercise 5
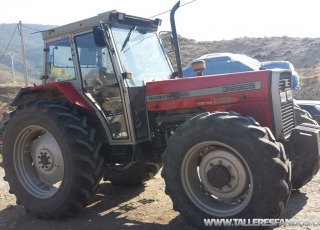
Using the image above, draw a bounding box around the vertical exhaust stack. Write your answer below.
[170,1,183,78]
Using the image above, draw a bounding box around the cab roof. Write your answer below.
[41,10,115,40]
[41,10,161,41]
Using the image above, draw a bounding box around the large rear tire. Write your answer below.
[2,101,104,218]
[103,162,162,186]
[290,105,320,189]
[162,112,291,230]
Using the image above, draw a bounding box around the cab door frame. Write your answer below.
[71,28,149,145]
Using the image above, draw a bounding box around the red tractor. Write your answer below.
[1,1,319,229]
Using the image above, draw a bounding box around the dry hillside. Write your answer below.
[163,36,320,74]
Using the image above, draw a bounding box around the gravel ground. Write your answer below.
[0,165,319,230]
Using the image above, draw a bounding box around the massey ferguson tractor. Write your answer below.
[2,1,320,229]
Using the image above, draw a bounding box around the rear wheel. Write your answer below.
[162,112,291,230]
[290,105,320,189]
[104,162,161,186]
[2,101,104,218]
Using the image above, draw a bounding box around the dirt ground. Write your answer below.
[0,165,319,230]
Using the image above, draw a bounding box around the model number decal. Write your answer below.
[222,83,256,92]
[146,81,262,102]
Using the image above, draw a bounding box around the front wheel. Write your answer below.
[162,112,291,230]
[2,101,104,218]
[290,106,320,189]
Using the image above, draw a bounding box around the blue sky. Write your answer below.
[0,0,318,41]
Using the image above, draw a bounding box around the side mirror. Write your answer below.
[93,26,107,47]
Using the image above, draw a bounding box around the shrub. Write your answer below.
[294,76,320,100]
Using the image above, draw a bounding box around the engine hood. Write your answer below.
[145,70,271,111]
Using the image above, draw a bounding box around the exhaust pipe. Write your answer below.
[170,1,183,78]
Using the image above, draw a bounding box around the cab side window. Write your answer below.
[45,38,75,82]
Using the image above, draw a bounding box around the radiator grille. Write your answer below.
[279,72,292,91]
[279,72,294,137]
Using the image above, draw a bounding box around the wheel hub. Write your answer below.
[30,132,64,188]
[40,154,49,165]
[206,165,231,188]
[199,147,249,199]
[37,150,53,170]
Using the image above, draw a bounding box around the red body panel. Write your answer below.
[146,70,273,130]
[29,82,96,112]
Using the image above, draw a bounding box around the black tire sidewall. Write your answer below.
[3,109,74,213]
[162,113,289,227]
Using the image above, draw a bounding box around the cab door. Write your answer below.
[73,31,135,144]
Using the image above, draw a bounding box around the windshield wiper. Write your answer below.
[121,26,137,52]
[121,34,155,55]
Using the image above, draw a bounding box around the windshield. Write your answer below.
[111,27,172,86]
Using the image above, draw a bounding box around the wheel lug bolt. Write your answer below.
[198,184,203,189]
[41,166,44,168]
[45,166,48,168]
[44,152,47,155]
[228,184,232,188]
[38,162,41,164]
[48,157,50,159]
[231,176,236,180]
[219,187,223,191]
[199,152,203,156]
[48,162,51,164]
[209,163,214,167]
[204,192,209,196]
[218,160,222,165]
[38,156,40,158]
[40,152,43,155]
[228,166,232,170]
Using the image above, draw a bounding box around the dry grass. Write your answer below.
[292,62,320,100]
[0,101,5,109]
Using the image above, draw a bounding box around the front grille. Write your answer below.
[281,102,295,137]
[279,72,295,137]
[279,72,292,91]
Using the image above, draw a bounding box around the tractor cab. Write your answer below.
[41,11,172,144]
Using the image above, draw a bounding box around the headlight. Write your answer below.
[280,92,287,103]
[286,90,293,101]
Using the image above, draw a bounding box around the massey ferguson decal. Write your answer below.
[147,92,190,101]
[146,81,262,102]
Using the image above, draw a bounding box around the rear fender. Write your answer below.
[10,82,112,143]
[11,82,95,113]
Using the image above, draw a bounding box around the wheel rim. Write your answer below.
[181,141,253,217]
[14,125,64,199]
